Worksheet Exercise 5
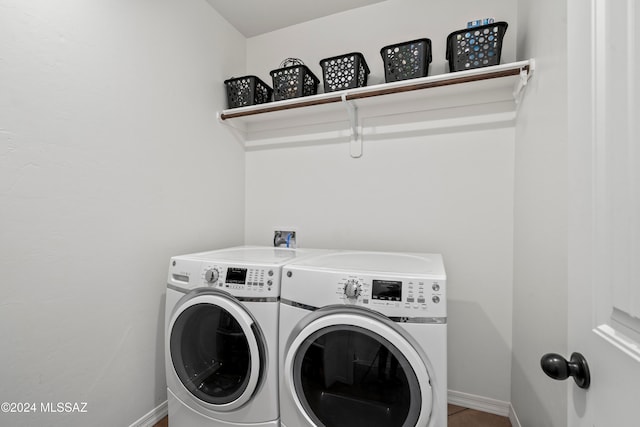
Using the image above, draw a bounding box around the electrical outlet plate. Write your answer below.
[273,228,298,248]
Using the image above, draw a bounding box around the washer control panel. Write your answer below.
[200,263,278,297]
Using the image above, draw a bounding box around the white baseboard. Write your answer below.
[509,403,523,427]
[448,390,510,417]
[138,393,519,426]
[129,401,168,427]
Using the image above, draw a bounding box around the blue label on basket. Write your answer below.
[467,18,495,28]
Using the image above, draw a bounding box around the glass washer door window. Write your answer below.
[284,311,432,427]
[169,294,263,410]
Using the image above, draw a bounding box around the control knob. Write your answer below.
[204,268,220,284]
[343,279,362,299]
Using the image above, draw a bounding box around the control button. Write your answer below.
[432,283,440,291]
[432,296,440,304]
[417,298,426,304]
[259,282,264,287]
[204,268,220,284]
[343,279,362,299]
[268,270,274,276]
[407,298,415,303]
[267,280,273,286]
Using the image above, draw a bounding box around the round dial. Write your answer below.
[343,279,362,299]
[204,268,220,284]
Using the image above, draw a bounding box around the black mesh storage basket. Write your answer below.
[224,75,272,109]
[380,38,432,82]
[270,59,319,101]
[446,22,508,72]
[319,52,370,93]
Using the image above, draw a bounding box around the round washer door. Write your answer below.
[169,291,265,411]
[283,308,432,427]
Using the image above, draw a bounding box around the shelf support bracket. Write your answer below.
[342,94,362,158]
[513,59,535,104]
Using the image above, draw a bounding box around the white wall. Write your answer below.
[245,131,515,400]
[512,0,568,425]
[245,0,517,401]
[0,1,245,426]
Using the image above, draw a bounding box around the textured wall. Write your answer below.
[512,0,569,425]
[0,0,245,425]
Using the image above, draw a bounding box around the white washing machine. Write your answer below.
[279,251,447,427]
[165,246,323,427]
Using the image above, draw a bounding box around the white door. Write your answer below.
[567,0,640,425]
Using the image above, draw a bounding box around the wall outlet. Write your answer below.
[273,229,297,248]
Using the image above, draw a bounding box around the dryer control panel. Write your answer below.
[334,275,446,318]
[282,267,446,318]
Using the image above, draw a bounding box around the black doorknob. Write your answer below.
[540,352,590,389]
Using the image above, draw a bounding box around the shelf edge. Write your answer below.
[219,60,532,121]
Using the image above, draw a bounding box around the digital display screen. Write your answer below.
[226,267,247,284]
[372,280,402,302]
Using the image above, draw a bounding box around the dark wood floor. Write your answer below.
[153,405,512,427]
[448,404,512,427]
[153,417,168,427]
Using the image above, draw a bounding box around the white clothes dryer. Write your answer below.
[165,246,322,427]
[279,251,447,427]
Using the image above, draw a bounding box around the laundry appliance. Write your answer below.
[279,250,447,427]
[165,246,322,427]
